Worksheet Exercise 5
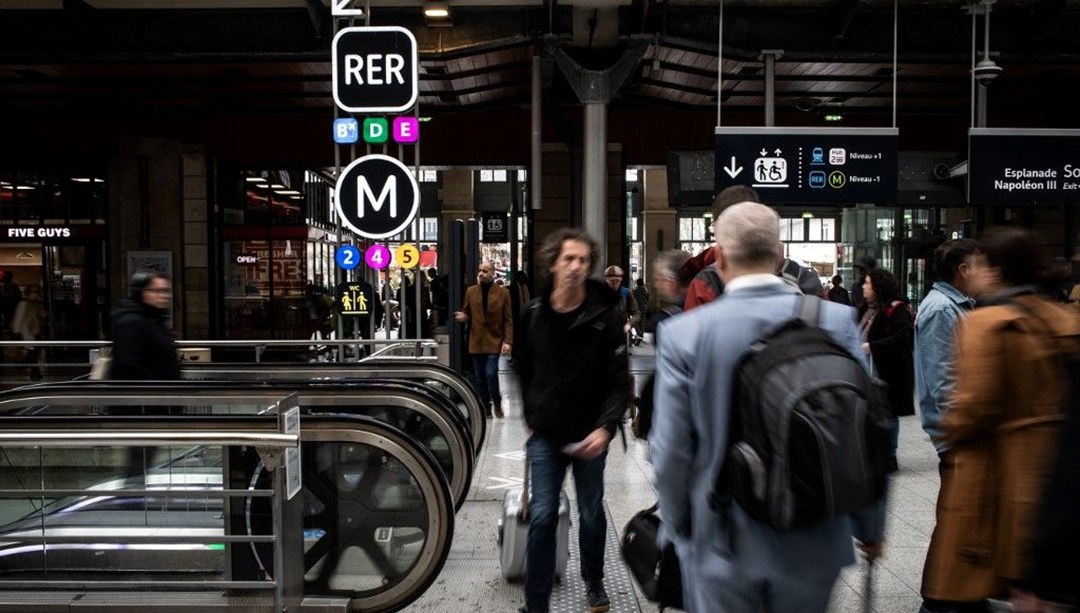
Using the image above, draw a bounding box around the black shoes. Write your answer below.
[887,456,899,473]
[493,401,505,418]
[585,582,610,613]
[519,581,608,613]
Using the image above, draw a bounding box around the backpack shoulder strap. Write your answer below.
[796,294,822,327]
[699,266,725,298]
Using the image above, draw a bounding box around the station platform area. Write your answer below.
[409,348,935,613]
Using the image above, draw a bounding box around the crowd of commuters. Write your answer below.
[507,187,1078,613]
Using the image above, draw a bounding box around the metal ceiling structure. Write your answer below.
[1,0,1078,123]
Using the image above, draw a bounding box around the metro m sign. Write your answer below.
[332,26,418,113]
[334,154,420,240]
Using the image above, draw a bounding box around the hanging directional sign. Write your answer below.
[334,154,420,240]
[968,128,1080,206]
[714,127,898,205]
[332,26,418,114]
[331,0,365,17]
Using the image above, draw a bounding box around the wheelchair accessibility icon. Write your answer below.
[754,157,787,184]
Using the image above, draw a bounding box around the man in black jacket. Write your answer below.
[108,271,180,381]
[514,228,629,613]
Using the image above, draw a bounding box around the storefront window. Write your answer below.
[0,172,107,223]
[219,169,338,340]
[677,215,711,257]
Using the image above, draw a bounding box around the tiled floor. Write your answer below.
[406,345,937,613]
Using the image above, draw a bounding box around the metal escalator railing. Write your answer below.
[0,409,456,613]
[0,381,474,513]
[178,360,487,454]
[0,400,301,613]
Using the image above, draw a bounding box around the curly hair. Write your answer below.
[536,227,599,282]
[866,267,902,304]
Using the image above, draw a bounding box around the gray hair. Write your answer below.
[714,201,780,268]
[653,249,691,284]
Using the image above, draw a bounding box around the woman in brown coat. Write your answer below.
[921,227,1080,612]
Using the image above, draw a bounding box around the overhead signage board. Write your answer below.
[968,128,1080,206]
[481,213,508,243]
[332,26,418,114]
[714,127,898,205]
[334,154,420,240]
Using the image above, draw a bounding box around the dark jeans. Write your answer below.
[470,354,500,410]
[890,415,900,457]
[525,435,608,613]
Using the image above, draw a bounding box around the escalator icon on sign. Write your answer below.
[828,171,847,189]
[753,156,788,187]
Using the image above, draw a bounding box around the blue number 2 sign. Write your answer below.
[333,118,359,144]
[335,244,361,270]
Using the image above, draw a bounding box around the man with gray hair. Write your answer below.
[651,201,884,612]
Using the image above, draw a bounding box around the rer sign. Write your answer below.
[332,26,418,114]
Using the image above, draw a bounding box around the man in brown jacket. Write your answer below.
[455,261,513,418]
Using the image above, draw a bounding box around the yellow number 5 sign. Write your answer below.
[395,244,420,269]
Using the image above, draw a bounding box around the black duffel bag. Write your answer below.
[620,502,683,611]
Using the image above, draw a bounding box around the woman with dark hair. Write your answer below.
[921,226,1080,613]
[109,271,179,381]
[857,266,915,473]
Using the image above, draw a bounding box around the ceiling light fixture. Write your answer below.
[424,1,450,18]
[424,0,452,26]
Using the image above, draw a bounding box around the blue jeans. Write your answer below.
[525,435,608,612]
[471,354,501,410]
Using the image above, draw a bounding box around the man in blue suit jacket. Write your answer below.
[651,201,885,613]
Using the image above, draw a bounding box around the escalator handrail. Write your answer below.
[178,359,487,453]
[0,380,475,512]
[0,430,298,448]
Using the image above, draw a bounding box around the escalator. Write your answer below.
[0,390,457,612]
[177,361,487,454]
[5,380,474,512]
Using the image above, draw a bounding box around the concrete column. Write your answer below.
[760,50,783,127]
[108,138,185,333]
[181,146,209,339]
[641,168,678,283]
[583,102,608,264]
[439,168,474,242]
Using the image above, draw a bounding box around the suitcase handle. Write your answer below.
[519,446,530,522]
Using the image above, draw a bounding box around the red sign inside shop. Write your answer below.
[232,241,305,296]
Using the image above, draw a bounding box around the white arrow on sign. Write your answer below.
[774,148,783,156]
[760,148,768,156]
[485,477,525,491]
[723,156,743,179]
[332,0,365,16]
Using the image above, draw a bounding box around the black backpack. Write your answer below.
[709,295,892,531]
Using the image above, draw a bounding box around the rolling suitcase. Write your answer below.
[497,451,570,581]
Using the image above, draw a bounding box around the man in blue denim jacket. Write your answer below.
[914,239,979,458]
